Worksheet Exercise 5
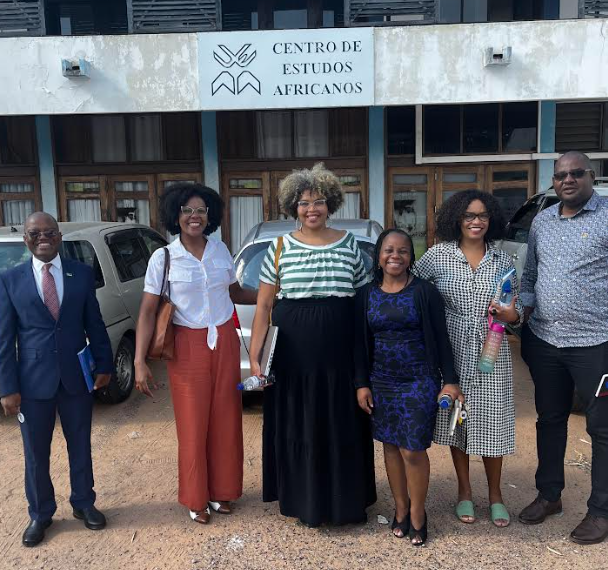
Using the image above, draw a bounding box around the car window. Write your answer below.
[235,238,376,291]
[61,240,105,289]
[140,229,167,258]
[504,196,543,243]
[0,242,31,272]
[108,234,148,282]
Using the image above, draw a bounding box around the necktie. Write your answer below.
[42,264,60,320]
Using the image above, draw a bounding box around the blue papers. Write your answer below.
[77,345,96,393]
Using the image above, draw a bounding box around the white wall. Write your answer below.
[0,19,606,115]
[375,19,608,106]
[0,34,199,115]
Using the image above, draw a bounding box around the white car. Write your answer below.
[499,177,608,278]
[0,222,167,404]
[232,219,383,381]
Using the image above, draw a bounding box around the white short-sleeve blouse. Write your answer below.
[144,236,237,349]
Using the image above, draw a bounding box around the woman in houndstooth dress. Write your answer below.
[414,190,523,528]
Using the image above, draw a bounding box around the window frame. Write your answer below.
[420,103,538,158]
[0,175,43,226]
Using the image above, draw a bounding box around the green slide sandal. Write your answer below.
[456,500,475,524]
[490,503,511,528]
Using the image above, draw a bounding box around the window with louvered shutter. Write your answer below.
[555,103,603,152]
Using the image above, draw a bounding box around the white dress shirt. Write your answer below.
[31,254,64,305]
[144,237,237,350]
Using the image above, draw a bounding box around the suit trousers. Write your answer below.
[19,385,95,522]
[167,321,243,512]
[521,325,608,517]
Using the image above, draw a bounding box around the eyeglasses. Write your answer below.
[297,199,327,209]
[462,212,490,223]
[181,206,208,216]
[25,229,59,240]
[553,169,592,182]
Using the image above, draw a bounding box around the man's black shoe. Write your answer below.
[73,506,106,530]
[22,519,52,547]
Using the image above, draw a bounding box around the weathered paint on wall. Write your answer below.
[375,19,608,106]
[0,19,606,116]
[0,33,199,115]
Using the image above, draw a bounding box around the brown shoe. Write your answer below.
[570,514,608,545]
[208,501,232,515]
[518,494,563,525]
[189,507,211,524]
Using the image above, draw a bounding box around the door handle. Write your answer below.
[512,253,519,260]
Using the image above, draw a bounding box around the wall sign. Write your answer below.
[199,27,374,110]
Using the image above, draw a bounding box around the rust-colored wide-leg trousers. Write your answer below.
[167,321,243,512]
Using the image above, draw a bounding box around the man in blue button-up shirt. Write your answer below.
[518,151,608,545]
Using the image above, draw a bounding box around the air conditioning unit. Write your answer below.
[483,47,512,67]
[61,58,91,78]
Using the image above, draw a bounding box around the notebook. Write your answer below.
[260,325,279,378]
[77,344,96,393]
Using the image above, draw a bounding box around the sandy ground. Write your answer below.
[0,337,605,570]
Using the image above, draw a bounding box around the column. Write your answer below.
[35,116,58,218]
[201,111,222,238]
[368,106,385,226]
[538,101,556,193]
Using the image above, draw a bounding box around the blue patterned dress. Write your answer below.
[368,281,441,451]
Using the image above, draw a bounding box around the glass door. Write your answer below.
[107,175,155,227]
[387,168,435,260]
[222,172,270,253]
[435,166,485,208]
[59,176,105,222]
[486,163,534,221]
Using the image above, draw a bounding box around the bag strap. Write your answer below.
[269,236,284,326]
[160,247,171,299]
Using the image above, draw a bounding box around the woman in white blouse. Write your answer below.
[134,183,256,525]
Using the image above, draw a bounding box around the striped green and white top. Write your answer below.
[259,232,369,299]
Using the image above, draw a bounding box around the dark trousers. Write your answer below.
[19,385,96,522]
[521,326,608,518]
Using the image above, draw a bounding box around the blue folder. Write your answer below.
[77,344,96,393]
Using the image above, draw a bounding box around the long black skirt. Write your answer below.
[263,296,377,526]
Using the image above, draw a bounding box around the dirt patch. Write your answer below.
[0,339,605,570]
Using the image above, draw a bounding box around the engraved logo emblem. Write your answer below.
[212,44,261,96]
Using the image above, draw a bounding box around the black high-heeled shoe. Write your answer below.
[391,511,410,538]
[409,511,428,546]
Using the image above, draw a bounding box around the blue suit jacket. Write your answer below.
[0,257,113,399]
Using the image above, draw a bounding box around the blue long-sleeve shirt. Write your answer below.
[520,191,608,348]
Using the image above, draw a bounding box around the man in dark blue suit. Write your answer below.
[0,212,113,547]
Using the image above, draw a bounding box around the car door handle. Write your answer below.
[512,253,519,260]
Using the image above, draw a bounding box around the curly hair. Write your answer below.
[279,162,344,219]
[372,228,416,285]
[435,190,506,242]
[159,182,224,236]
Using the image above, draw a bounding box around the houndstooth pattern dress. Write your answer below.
[414,242,523,457]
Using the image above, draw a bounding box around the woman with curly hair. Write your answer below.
[249,163,376,527]
[134,183,256,524]
[413,190,523,528]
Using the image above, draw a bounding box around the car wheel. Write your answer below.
[95,336,135,405]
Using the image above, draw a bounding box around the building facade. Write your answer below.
[0,0,607,256]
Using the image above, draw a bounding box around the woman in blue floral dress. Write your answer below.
[355,229,462,546]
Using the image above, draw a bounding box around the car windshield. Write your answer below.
[235,239,376,290]
[0,241,31,272]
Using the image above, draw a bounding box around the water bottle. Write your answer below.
[438,394,453,409]
[478,275,514,374]
[237,373,275,391]
[495,281,513,326]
